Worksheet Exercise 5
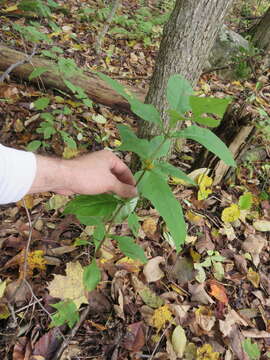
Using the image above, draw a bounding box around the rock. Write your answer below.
[204,25,250,77]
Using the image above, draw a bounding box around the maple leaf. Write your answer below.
[48,261,88,309]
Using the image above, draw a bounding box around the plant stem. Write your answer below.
[94,136,169,254]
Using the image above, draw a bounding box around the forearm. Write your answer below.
[28,155,72,195]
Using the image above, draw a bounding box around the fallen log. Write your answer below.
[0,44,146,111]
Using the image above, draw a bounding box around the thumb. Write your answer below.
[110,176,138,198]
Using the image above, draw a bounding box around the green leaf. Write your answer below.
[149,136,170,159]
[173,125,236,167]
[191,116,220,127]
[156,162,196,185]
[58,58,80,77]
[168,109,186,128]
[113,197,138,224]
[59,131,77,149]
[113,236,147,264]
[238,192,253,210]
[130,99,162,128]
[97,72,132,102]
[137,170,186,251]
[93,223,105,249]
[243,339,260,360]
[118,124,151,160]
[64,194,119,218]
[83,259,101,291]
[41,49,57,59]
[40,112,54,122]
[77,216,102,226]
[166,74,193,114]
[190,96,231,127]
[128,213,140,237]
[33,97,50,110]
[51,300,79,328]
[26,140,41,151]
[29,67,49,80]
[190,95,231,118]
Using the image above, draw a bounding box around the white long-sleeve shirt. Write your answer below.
[0,144,36,204]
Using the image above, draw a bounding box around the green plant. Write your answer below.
[232,44,261,79]
[56,73,235,329]
[194,250,226,283]
[243,338,260,360]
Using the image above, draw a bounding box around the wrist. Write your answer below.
[28,155,71,195]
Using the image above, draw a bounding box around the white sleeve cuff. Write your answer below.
[0,144,37,204]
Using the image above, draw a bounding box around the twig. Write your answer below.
[52,304,92,360]
[149,323,172,360]
[0,43,37,83]
[95,0,121,55]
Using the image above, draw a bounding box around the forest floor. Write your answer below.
[0,0,270,359]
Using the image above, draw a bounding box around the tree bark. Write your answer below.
[0,44,146,111]
[138,0,233,139]
[249,6,270,52]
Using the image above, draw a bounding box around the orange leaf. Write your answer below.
[208,280,228,304]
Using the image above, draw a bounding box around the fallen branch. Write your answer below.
[0,44,37,83]
[0,44,146,111]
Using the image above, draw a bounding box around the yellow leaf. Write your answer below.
[62,147,79,159]
[116,257,143,273]
[0,304,10,320]
[190,248,201,263]
[151,305,173,331]
[197,343,220,360]
[48,262,88,309]
[247,268,260,288]
[17,194,34,209]
[186,211,204,225]
[113,139,121,147]
[221,204,240,223]
[3,5,18,12]
[197,174,213,200]
[22,250,46,276]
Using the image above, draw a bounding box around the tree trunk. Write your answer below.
[0,44,146,111]
[138,0,233,140]
[249,6,270,52]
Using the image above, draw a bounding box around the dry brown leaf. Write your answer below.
[195,306,216,332]
[142,217,158,237]
[188,283,215,305]
[122,322,145,352]
[48,261,88,308]
[228,325,249,360]
[241,235,266,266]
[143,256,165,283]
[219,309,248,337]
[247,268,260,288]
[208,280,228,304]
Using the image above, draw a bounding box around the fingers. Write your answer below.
[111,155,136,186]
[109,175,138,198]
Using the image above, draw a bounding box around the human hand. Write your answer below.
[61,150,137,198]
